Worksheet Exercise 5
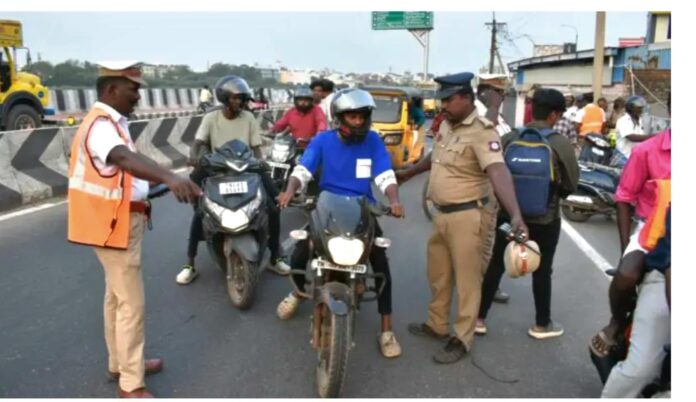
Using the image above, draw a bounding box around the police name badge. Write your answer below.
[489,141,501,152]
[356,158,372,178]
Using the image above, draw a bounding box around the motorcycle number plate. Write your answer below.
[311,259,367,275]
[219,181,248,195]
[591,148,605,156]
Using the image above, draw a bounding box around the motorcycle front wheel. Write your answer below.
[315,303,351,398]
[226,252,258,310]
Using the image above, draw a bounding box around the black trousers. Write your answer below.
[479,215,562,327]
[187,167,282,261]
[290,220,393,315]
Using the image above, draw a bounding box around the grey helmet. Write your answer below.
[625,95,647,116]
[214,75,253,104]
[330,88,376,141]
[293,85,314,112]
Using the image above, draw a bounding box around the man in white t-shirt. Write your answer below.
[615,95,652,163]
[311,78,335,127]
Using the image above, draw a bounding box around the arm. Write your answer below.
[189,140,210,167]
[271,111,291,133]
[108,146,202,203]
[617,202,634,253]
[372,137,403,217]
[278,136,322,208]
[190,114,212,165]
[395,152,431,183]
[625,133,652,142]
[614,150,648,252]
[553,137,580,197]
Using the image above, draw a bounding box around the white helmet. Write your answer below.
[504,240,541,278]
[330,88,376,141]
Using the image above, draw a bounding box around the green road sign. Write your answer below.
[371,11,433,30]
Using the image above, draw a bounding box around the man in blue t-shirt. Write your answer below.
[276,88,405,358]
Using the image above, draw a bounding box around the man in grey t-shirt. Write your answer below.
[177,76,291,285]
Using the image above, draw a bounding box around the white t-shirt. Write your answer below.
[475,99,511,136]
[87,102,150,201]
[615,114,644,158]
[320,92,335,127]
[199,89,213,103]
[563,105,579,121]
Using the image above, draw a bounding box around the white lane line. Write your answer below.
[561,219,612,281]
[0,167,191,222]
[0,200,68,222]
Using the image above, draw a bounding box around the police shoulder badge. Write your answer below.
[489,141,501,152]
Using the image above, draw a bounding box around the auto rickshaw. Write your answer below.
[422,89,439,117]
[362,86,426,169]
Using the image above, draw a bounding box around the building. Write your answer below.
[258,67,280,82]
[505,12,671,129]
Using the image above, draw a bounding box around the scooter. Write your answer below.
[198,140,271,310]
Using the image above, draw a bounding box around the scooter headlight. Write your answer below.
[203,196,250,232]
[327,237,365,266]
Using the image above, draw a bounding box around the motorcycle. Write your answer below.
[198,140,271,310]
[265,133,302,192]
[561,161,621,222]
[579,133,614,165]
[196,101,213,114]
[287,192,393,398]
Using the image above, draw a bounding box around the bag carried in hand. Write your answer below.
[504,127,556,217]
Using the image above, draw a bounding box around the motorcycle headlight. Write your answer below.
[203,196,250,232]
[327,237,365,266]
[271,147,291,162]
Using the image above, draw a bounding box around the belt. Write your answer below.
[130,201,150,215]
[434,197,489,214]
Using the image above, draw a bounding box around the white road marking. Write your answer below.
[561,219,613,281]
[0,167,191,222]
[0,201,68,222]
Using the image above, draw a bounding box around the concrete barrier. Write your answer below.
[0,105,291,212]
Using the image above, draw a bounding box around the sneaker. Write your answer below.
[176,265,198,285]
[433,336,468,364]
[277,293,301,320]
[268,258,291,276]
[378,331,402,358]
[493,288,510,304]
[407,322,449,341]
[475,319,487,335]
[528,322,565,340]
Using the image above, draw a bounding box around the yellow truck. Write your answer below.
[0,20,52,130]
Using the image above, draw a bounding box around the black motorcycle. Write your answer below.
[198,140,270,310]
[266,133,301,192]
[561,161,622,222]
[579,133,614,165]
[288,192,392,398]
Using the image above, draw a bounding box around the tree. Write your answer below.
[23,61,54,81]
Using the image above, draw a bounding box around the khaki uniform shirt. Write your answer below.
[428,109,504,205]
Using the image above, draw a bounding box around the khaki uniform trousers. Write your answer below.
[426,204,495,351]
[93,212,146,392]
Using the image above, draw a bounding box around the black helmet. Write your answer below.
[331,88,376,142]
[215,75,252,104]
[625,95,647,116]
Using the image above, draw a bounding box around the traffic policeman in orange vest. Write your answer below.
[67,61,201,398]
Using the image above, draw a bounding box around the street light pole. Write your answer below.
[561,24,578,49]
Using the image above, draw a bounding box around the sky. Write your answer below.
[5,11,649,76]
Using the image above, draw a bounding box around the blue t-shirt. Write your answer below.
[299,130,393,202]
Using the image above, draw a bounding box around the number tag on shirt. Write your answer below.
[356,159,372,179]
[219,181,248,195]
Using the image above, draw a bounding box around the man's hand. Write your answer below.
[390,201,405,218]
[165,175,202,204]
[277,190,294,209]
[509,214,529,242]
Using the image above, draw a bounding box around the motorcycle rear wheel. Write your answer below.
[316,304,351,398]
[226,253,258,310]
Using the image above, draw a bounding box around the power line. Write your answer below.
[485,12,507,74]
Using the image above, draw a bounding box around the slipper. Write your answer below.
[589,330,617,358]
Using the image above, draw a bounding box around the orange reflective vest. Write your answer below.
[579,104,605,136]
[639,179,671,252]
[67,107,134,249]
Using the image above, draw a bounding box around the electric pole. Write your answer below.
[592,12,606,103]
[485,12,507,74]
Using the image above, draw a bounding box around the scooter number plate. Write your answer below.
[311,259,367,274]
[219,181,248,195]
